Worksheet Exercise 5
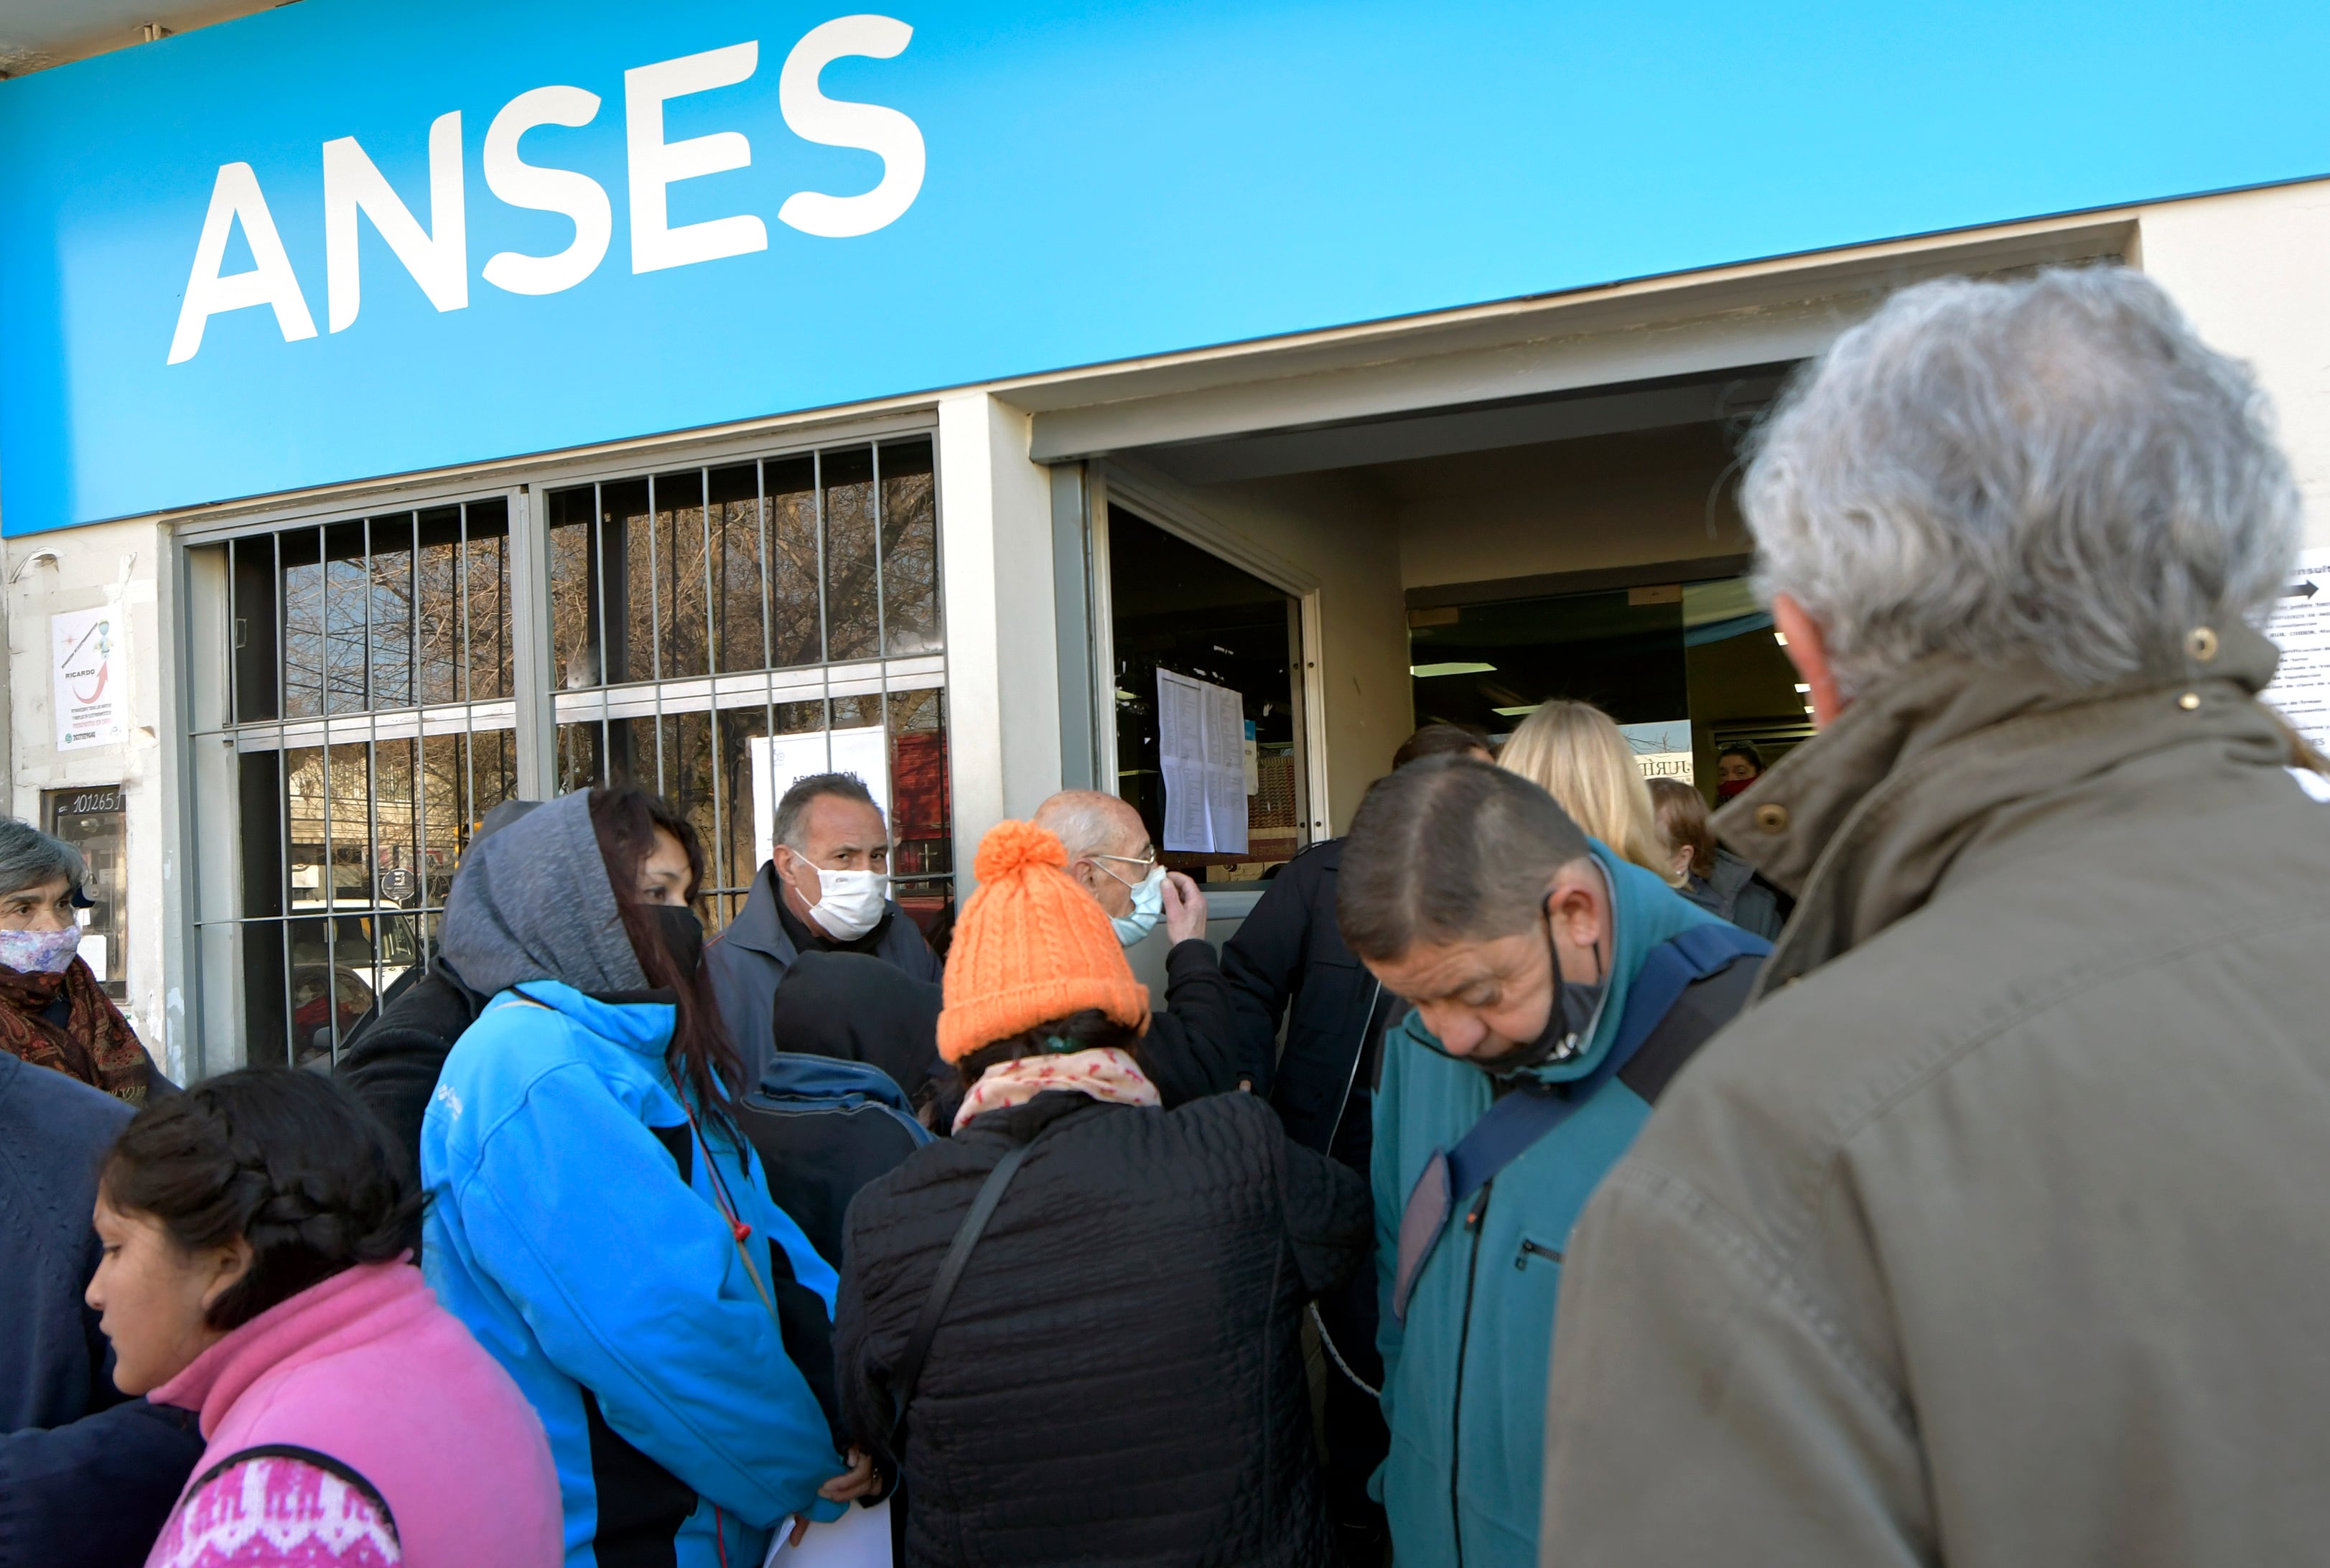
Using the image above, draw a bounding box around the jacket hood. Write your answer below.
[1716,619,2288,996]
[768,949,941,1098]
[1519,841,1720,1086]
[503,979,676,1060]
[440,790,645,998]
[755,1052,922,1115]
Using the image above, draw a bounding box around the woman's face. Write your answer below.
[634,827,694,906]
[0,874,77,933]
[86,1195,251,1396]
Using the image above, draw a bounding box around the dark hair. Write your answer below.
[1646,776,1715,881]
[100,1068,420,1332]
[1392,722,1491,771]
[953,1008,1147,1091]
[1717,742,1763,774]
[1337,755,1593,962]
[587,786,742,1121]
[772,772,880,854]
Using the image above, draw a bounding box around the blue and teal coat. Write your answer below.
[1371,845,1730,1568]
[421,982,848,1568]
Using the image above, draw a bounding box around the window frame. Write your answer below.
[167,413,944,1083]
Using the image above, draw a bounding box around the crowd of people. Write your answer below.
[5,261,2328,1568]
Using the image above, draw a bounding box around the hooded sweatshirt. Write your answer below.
[1370,844,1727,1568]
[421,791,847,1568]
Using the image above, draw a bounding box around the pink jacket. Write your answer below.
[146,1259,561,1567]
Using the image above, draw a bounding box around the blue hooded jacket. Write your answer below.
[424,982,847,1568]
[1371,845,1730,1568]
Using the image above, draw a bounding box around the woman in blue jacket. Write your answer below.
[421,786,872,1568]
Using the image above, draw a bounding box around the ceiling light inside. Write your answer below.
[1794,683,1811,693]
[1774,631,1790,647]
[1410,661,1496,678]
[1492,704,1541,718]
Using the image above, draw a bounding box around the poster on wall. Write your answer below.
[748,727,891,870]
[1619,719,1695,785]
[2264,556,2330,755]
[51,607,124,750]
[1156,668,1249,856]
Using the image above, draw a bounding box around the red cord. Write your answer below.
[715,1504,729,1568]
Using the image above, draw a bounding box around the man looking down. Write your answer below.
[1339,757,1765,1568]
[707,772,942,1088]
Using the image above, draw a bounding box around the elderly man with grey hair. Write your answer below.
[1539,267,2330,1567]
[1028,788,1241,1104]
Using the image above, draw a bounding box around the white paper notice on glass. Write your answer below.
[749,727,891,869]
[52,607,126,751]
[2265,555,2330,754]
[1155,668,1249,855]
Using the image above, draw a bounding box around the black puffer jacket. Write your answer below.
[835,1089,1369,1568]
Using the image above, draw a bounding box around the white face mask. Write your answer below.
[803,863,890,942]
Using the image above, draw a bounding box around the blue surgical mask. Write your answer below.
[1109,864,1167,948]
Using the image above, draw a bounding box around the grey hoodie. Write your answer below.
[439,790,646,999]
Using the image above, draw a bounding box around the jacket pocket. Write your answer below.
[1513,1236,1562,1271]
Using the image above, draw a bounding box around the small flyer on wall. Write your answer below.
[52,607,125,750]
[1156,668,1249,855]
[2264,556,2330,755]
[748,727,891,869]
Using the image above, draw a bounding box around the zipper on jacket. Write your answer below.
[1448,1180,1493,1568]
[1514,1238,1562,1270]
[1320,976,1383,1157]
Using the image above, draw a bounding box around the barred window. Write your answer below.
[184,429,949,1075]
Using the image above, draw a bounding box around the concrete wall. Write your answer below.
[1107,462,1410,834]
[3,521,175,1075]
[2138,177,2330,548]
[1396,422,1751,591]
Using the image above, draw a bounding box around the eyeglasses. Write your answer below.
[1092,849,1158,874]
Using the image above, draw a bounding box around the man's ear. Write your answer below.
[1544,867,1607,955]
[1774,593,1846,726]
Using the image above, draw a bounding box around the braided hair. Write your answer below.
[101,1068,422,1331]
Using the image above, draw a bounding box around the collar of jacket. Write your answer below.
[1715,619,2288,996]
[1508,841,1718,1087]
[505,979,676,1058]
[152,1260,432,1440]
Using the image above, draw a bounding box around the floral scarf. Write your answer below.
[952,1046,1160,1134]
[0,956,152,1102]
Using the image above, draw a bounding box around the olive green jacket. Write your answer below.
[1539,622,2330,1567]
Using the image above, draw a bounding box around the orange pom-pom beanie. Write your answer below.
[936,820,1152,1063]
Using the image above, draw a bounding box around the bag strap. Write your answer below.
[887,1131,1043,1450]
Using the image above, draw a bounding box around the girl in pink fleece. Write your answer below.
[86,1067,560,1567]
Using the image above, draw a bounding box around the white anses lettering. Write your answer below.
[167,162,319,365]
[324,109,468,332]
[164,14,923,363]
[626,42,767,274]
[482,86,612,296]
[777,16,926,239]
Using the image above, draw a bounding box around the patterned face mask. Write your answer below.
[0,925,80,976]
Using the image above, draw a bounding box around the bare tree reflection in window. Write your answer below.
[823,448,879,661]
[768,457,820,666]
[880,440,938,655]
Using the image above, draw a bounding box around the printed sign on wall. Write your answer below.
[51,608,125,750]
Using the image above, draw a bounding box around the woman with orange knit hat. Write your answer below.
[833,820,1369,1567]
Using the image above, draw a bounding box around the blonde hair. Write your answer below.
[1498,701,1682,886]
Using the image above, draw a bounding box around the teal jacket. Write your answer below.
[422,982,847,1568]
[1371,846,1723,1568]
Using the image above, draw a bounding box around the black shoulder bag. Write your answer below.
[886,1129,1044,1451]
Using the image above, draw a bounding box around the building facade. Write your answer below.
[4,2,2328,1081]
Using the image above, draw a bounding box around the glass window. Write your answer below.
[546,437,953,943]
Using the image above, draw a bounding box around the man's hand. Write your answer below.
[1162,870,1209,945]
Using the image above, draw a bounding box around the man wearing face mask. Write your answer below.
[707,773,943,1091]
[1029,789,1241,1106]
[1337,756,1766,1568]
